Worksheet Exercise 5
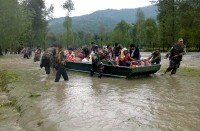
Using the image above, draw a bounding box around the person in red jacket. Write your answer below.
[117,48,135,66]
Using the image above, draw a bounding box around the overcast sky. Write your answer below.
[46,0,153,18]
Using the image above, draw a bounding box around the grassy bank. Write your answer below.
[159,66,200,77]
[0,55,58,130]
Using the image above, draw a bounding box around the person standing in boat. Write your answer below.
[54,45,69,82]
[148,49,161,64]
[164,38,186,75]
[90,45,104,78]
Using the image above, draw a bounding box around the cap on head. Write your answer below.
[178,38,183,42]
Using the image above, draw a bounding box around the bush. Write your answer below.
[0,70,18,91]
[186,47,199,52]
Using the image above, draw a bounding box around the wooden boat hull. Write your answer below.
[64,62,161,78]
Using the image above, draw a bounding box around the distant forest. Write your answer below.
[0,0,200,55]
[48,5,157,34]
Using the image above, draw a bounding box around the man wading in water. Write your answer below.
[54,45,69,82]
[40,45,57,75]
[90,45,104,78]
[164,38,186,75]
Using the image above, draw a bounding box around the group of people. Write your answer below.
[87,38,185,77]
[39,37,186,82]
[20,46,42,61]
[89,43,162,78]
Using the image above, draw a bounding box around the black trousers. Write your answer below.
[166,60,180,75]
[24,53,29,59]
[55,65,68,82]
[41,54,51,74]
[44,66,50,74]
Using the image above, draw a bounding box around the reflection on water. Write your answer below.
[40,72,200,131]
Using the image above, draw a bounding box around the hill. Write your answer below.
[48,5,157,34]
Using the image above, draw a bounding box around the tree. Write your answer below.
[155,0,200,51]
[98,22,106,47]
[63,0,74,16]
[25,0,47,47]
[111,20,132,47]
[46,32,57,46]
[177,0,200,51]
[135,8,145,47]
[0,0,33,53]
[129,24,137,44]
[63,0,74,48]
[143,18,158,49]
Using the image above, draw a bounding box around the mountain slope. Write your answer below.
[49,5,157,34]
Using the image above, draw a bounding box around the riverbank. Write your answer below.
[0,52,200,130]
[0,55,58,131]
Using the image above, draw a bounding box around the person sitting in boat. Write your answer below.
[102,48,109,59]
[65,48,75,62]
[73,48,85,62]
[113,43,122,60]
[72,47,90,62]
[105,45,114,60]
[90,42,96,53]
[117,48,135,67]
[129,44,141,60]
[90,45,104,78]
[148,49,161,64]
[82,47,90,59]
[80,47,90,62]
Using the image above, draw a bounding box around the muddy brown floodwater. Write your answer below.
[0,52,200,131]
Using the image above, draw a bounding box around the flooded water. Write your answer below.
[1,53,200,131]
[39,72,200,131]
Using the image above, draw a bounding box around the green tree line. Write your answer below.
[0,0,53,54]
[46,0,199,52]
[1,0,200,55]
